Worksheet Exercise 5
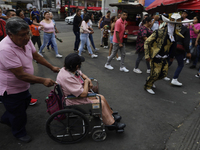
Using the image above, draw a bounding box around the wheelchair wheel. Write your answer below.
[92,129,107,142]
[46,109,89,144]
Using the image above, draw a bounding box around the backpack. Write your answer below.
[45,86,63,115]
[100,16,105,28]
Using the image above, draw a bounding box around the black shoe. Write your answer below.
[17,135,32,143]
[190,65,196,69]
[113,114,121,122]
[114,122,126,130]
[100,45,103,47]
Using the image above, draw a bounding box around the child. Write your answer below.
[30,16,43,50]
[103,25,109,49]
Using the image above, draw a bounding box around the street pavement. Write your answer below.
[1,21,200,150]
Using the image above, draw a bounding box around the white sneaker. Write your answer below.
[56,54,63,58]
[104,46,106,49]
[163,77,170,81]
[106,46,109,49]
[38,52,43,57]
[171,79,182,86]
[91,54,98,58]
[133,68,142,74]
[120,67,129,73]
[105,64,114,70]
[146,69,151,74]
[186,59,190,64]
[146,89,155,95]
[107,56,110,59]
[95,48,99,51]
[152,84,156,89]
[116,57,121,61]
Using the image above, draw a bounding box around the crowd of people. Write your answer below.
[1,5,200,144]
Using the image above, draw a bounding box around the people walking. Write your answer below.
[73,9,82,52]
[133,17,153,74]
[105,10,129,73]
[38,12,62,58]
[78,15,98,58]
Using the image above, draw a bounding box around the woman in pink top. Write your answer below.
[78,15,98,58]
[38,12,62,58]
[189,16,200,67]
[56,53,126,130]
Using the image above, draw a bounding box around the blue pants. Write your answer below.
[89,34,96,49]
[78,33,93,55]
[39,32,59,55]
[73,31,80,50]
[193,45,200,66]
[1,90,31,138]
[169,54,184,79]
[47,40,54,49]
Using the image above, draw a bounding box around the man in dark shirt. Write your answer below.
[73,9,82,52]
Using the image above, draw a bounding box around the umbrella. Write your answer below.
[146,0,189,14]
[178,0,200,10]
[144,0,155,7]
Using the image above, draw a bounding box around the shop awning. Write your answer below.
[77,6,85,10]
[178,0,200,10]
[146,0,189,14]
[64,5,77,8]
[87,7,101,11]
[144,0,155,7]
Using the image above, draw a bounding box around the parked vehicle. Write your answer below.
[65,13,76,24]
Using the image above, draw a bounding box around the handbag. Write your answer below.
[80,25,84,33]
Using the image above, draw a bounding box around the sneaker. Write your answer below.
[120,67,129,73]
[190,65,196,69]
[107,56,110,59]
[116,57,121,61]
[29,98,38,106]
[185,59,190,64]
[91,54,98,58]
[171,79,182,86]
[146,69,151,74]
[56,54,63,58]
[133,68,142,74]
[195,73,200,78]
[104,46,106,49]
[100,45,103,47]
[146,89,155,95]
[95,48,99,51]
[38,52,43,57]
[105,64,114,70]
[17,135,32,143]
[163,77,170,81]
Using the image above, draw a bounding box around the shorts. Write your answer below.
[110,35,113,44]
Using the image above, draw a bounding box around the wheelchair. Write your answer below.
[45,79,124,144]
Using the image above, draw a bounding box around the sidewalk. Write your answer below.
[165,104,200,150]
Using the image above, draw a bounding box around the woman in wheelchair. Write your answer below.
[56,53,126,130]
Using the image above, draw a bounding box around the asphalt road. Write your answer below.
[0,21,200,150]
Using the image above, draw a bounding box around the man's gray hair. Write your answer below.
[6,16,29,35]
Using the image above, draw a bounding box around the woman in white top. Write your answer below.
[78,15,98,58]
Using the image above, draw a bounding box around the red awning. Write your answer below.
[87,7,101,11]
[77,6,85,10]
[64,5,77,8]
[146,0,188,13]
[178,0,200,10]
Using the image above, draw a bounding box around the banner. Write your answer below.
[56,0,61,9]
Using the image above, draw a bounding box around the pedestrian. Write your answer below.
[108,16,121,60]
[139,14,149,28]
[0,7,8,20]
[182,10,190,28]
[189,16,200,68]
[31,6,40,22]
[103,25,109,49]
[133,17,153,74]
[38,12,62,58]
[104,10,129,73]
[88,13,99,52]
[78,15,98,58]
[81,8,88,19]
[46,12,59,51]
[98,11,111,47]
[30,16,43,50]
[144,13,192,95]
[169,25,191,86]
[6,10,16,19]
[0,17,60,142]
[93,11,99,24]
[0,17,6,41]
[151,13,159,31]
[73,9,82,52]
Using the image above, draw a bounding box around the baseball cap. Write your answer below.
[32,6,36,9]
[64,53,85,69]
[183,10,189,15]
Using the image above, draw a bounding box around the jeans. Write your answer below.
[193,45,200,66]
[78,33,93,55]
[135,51,150,69]
[1,90,31,138]
[169,54,184,79]
[73,31,80,50]
[107,42,126,68]
[47,40,54,49]
[31,36,41,49]
[39,32,59,55]
[89,34,96,49]
[100,30,104,45]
